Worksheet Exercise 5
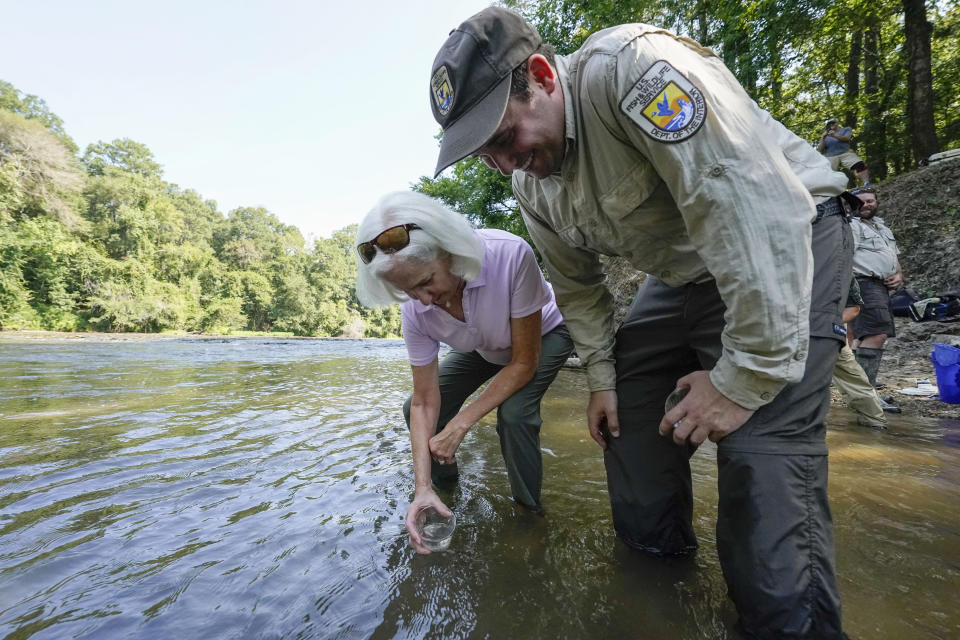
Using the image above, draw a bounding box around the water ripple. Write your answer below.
[0,338,958,639]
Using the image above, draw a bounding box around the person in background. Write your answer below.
[426,7,851,638]
[819,118,871,186]
[355,191,573,553]
[850,187,902,412]
[833,278,888,428]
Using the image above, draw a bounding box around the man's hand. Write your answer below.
[883,271,903,290]
[405,488,453,554]
[587,390,619,449]
[659,371,755,445]
[429,420,469,465]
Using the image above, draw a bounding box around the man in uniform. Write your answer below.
[427,8,851,638]
[850,187,903,408]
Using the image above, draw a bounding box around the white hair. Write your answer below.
[355,191,484,307]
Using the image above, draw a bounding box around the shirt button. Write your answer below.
[760,391,772,401]
[710,165,725,177]
[794,351,806,360]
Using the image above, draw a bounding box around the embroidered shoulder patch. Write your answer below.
[620,60,707,143]
[431,66,454,117]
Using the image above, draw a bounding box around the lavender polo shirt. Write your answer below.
[401,229,564,366]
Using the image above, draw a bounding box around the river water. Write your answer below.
[0,335,957,639]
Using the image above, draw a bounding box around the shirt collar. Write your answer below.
[555,55,578,178]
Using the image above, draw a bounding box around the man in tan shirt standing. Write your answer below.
[428,8,852,638]
[850,187,903,411]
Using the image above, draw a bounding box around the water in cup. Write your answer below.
[416,507,456,552]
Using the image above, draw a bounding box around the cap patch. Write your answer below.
[620,60,706,143]
[431,66,454,117]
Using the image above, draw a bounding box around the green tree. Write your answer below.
[238,269,274,331]
[0,80,77,152]
[904,0,941,162]
[0,110,84,228]
[414,156,527,243]
[212,206,304,269]
[931,1,960,149]
[0,223,33,328]
[200,296,246,333]
[82,139,164,178]
[83,171,159,260]
[165,186,223,247]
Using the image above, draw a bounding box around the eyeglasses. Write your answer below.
[357,224,420,264]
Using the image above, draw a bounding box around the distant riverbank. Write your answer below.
[0,330,399,342]
[4,327,956,418]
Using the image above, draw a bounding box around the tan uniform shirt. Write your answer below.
[513,24,847,410]
[851,217,899,279]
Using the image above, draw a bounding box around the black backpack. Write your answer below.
[891,288,920,317]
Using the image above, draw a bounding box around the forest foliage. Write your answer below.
[3,1,958,335]
[0,80,400,337]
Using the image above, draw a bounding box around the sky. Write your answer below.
[0,0,494,241]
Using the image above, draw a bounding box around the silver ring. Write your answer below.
[672,419,683,430]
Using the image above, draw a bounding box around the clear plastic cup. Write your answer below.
[664,387,689,415]
[416,507,456,552]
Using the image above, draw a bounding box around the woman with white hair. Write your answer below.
[356,191,573,553]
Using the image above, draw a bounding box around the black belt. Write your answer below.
[813,197,843,222]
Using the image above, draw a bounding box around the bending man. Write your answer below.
[427,8,852,638]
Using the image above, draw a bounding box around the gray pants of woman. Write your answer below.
[403,324,573,510]
[606,209,852,639]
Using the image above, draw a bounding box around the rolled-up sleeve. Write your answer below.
[517,194,618,391]
[585,34,814,409]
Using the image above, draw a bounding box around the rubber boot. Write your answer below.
[431,459,460,489]
[854,347,882,387]
[855,348,900,413]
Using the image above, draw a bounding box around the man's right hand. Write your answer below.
[587,390,619,449]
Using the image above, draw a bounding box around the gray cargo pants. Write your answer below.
[403,324,573,510]
[606,207,852,639]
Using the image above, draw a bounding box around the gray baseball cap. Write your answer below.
[429,7,541,177]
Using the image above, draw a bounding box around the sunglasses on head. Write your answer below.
[357,223,420,264]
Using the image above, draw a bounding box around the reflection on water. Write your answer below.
[0,335,958,639]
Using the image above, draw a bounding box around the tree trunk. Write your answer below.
[903,0,940,163]
[844,30,862,128]
[696,1,708,45]
[863,17,887,180]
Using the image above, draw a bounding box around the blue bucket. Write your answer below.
[931,343,960,404]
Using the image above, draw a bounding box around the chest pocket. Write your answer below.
[598,160,660,220]
[860,226,892,251]
[879,227,896,246]
[557,224,587,248]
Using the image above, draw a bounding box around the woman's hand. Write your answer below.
[405,488,453,554]
[429,420,470,464]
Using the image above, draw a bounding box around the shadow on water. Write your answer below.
[0,336,958,639]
